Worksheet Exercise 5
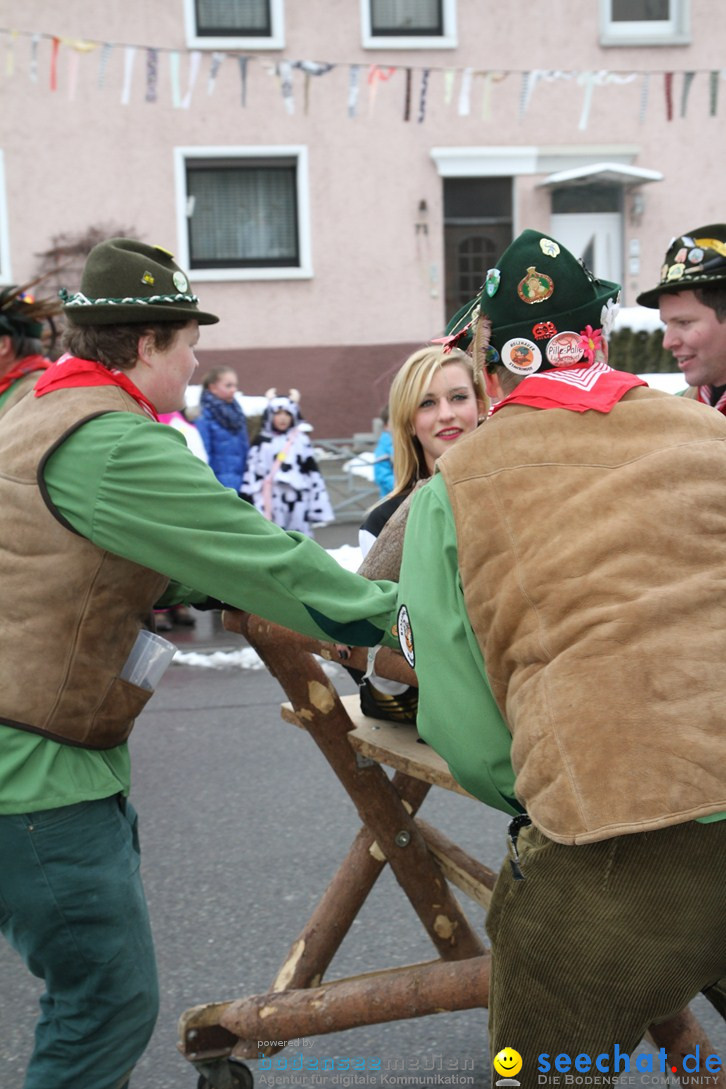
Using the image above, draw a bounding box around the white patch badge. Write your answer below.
[501,338,542,376]
[172,270,189,292]
[397,604,415,669]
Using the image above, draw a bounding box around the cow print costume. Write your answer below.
[241,393,334,537]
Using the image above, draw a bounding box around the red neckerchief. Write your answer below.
[491,361,647,416]
[0,355,50,396]
[34,355,159,420]
[696,386,726,415]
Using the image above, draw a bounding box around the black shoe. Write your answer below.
[359,678,418,724]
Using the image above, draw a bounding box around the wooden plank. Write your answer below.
[282,694,472,796]
[344,697,474,798]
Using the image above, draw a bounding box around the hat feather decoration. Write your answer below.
[471,314,492,384]
[0,269,65,339]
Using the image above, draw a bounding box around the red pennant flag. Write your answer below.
[664,72,674,120]
[50,36,60,91]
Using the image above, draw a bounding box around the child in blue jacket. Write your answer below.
[196,367,249,491]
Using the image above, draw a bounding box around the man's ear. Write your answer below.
[0,334,14,362]
[136,332,155,366]
[483,368,505,402]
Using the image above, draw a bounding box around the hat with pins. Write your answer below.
[636,224,726,308]
[61,238,219,326]
[441,229,621,378]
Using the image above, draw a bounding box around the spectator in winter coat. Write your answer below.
[196,367,249,491]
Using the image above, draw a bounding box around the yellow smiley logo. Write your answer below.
[493,1048,523,1078]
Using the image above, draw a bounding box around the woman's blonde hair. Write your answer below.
[387,345,487,498]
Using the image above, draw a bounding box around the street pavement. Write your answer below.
[1,520,724,1088]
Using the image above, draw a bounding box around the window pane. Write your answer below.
[187,164,299,268]
[444,178,512,220]
[370,0,443,35]
[195,0,271,35]
[551,185,620,214]
[611,0,669,22]
[458,236,498,300]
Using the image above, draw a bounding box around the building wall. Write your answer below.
[2,1,723,435]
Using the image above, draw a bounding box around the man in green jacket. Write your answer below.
[398,229,726,1083]
[0,238,397,1089]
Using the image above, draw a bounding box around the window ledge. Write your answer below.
[362,34,457,49]
[599,31,690,46]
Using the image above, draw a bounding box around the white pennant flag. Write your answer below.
[181,50,201,108]
[121,46,136,105]
[458,67,473,116]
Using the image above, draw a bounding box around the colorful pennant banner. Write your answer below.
[2,27,725,125]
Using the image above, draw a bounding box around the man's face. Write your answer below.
[147,321,200,413]
[660,290,726,388]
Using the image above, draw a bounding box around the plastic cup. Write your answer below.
[120,629,177,691]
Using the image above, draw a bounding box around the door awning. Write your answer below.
[537,162,664,189]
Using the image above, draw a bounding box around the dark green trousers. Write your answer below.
[0,795,159,1089]
[486,819,726,1086]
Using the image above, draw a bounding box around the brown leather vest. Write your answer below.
[440,386,726,843]
[0,385,169,748]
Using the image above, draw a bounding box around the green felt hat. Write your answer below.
[636,224,726,308]
[444,229,620,374]
[61,238,219,326]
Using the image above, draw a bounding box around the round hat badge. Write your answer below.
[546,331,584,367]
[173,271,189,292]
[502,338,542,375]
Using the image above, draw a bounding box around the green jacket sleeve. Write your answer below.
[43,414,397,647]
[397,473,522,816]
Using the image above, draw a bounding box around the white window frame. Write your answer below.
[0,152,11,283]
[174,146,312,282]
[361,0,457,49]
[599,0,690,46]
[183,0,285,51]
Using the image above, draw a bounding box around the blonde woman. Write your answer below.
[349,345,487,723]
[359,344,487,555]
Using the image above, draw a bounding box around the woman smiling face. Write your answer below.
[412,361,483,474]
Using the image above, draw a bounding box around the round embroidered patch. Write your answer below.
[397,604,415,669]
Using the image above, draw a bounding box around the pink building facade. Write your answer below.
[1,0,722,435]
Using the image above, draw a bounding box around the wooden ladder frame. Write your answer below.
[178,610,722,1088]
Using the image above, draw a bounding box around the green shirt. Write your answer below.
[0,412,397,814]
[398,472,724,825]
[398,474,521,816]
